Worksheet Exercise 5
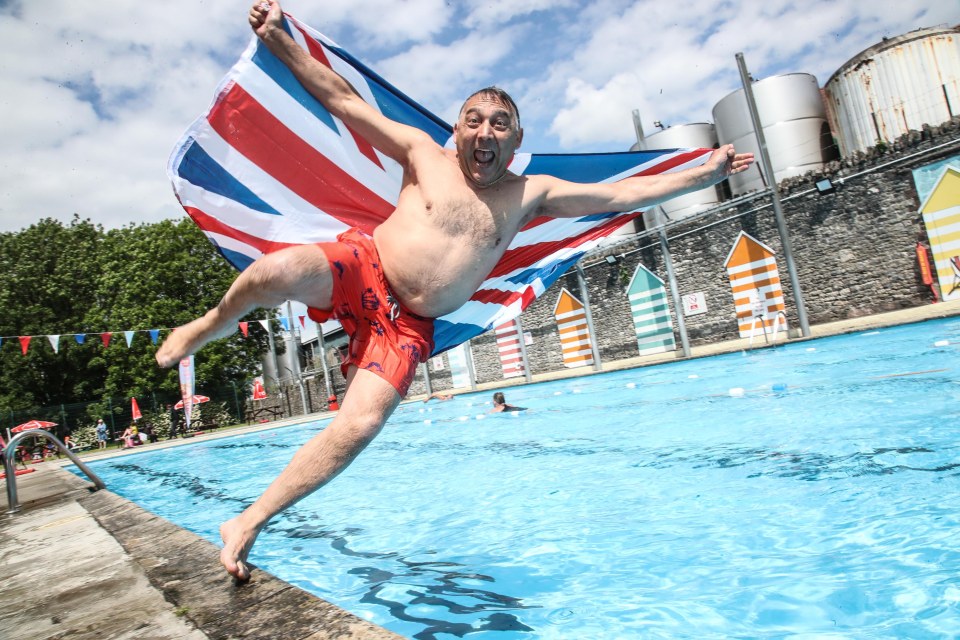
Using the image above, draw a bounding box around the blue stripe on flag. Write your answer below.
[506,253,585,287]
[216,246,256,271]
[522,151,679,183]
[250,41,339,134]
[319,41,452,146]
[177,142,281,216]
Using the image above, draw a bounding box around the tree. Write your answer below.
[0,216,273,422]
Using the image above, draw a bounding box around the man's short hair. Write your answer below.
[461,87,521,129]
[493,391,506,405]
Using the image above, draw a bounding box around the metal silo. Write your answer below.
[632,123,722,228]
[824,26,960,157]
[713,73,839,196]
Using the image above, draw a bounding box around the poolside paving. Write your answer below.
[1,299,958,639]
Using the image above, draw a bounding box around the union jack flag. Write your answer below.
[168,13,712,356]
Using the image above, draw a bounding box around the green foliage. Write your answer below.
[193,401,233,428]
[71,422,98,448]
[0,216,273,418]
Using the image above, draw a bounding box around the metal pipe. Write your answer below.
[659,229,691,357]
[4,430,106,514]
[514,316,533,383]
[736,52,811,337]
[421,362,434,396]
[315,320,334,401]
[464,341,478,391]
[575,264,603,371]
[286,302,309,415]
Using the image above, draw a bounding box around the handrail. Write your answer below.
[3,429,106,514]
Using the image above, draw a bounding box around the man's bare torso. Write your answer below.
[374,146,542,318]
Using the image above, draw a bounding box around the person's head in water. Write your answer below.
[454,87,523,189]
[493,391,506,406]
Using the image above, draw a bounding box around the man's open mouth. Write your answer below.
[474,149,494,164]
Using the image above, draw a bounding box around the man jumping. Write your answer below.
[156,0,754,581]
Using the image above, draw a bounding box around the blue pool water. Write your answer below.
[79,318,960,638]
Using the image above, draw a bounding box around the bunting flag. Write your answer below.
[19,336,31,355]
[239,321,249,337]
[298,315,306,328]
[259,319,270,332]
[124,330,136,347]
[48,334,61,354]
[149,329,160,344]
[279,316,290,332]
[166,11,711,357]
[100,332,112,348]
[75,334,86,345]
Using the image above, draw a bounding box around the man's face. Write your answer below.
[454,95,523,188]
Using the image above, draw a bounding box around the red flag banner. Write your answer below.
[19,336,31,355]
[101,332,112,348]
[239,321,249,337]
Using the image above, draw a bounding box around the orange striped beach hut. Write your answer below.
[724,232,787,338]
[553,288,595,368]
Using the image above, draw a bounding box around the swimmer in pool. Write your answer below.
[490,391,526,413]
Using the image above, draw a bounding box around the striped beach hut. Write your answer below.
[724,232,787,338]
[494,319,526,379]
[553,288,594,368]
[919,165,960,301]
[626,264,676,355]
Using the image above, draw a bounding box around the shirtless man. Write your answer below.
[156,0,754,581]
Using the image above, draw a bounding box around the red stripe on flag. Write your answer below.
[185,206,300,255]
[293,23,385,171]
[634,149,709,176]
[207,84,393,233]
[488,213,640,279]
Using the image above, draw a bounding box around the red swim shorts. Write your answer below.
[307,228,434,397]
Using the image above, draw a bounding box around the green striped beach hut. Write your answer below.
[626,264,677,355]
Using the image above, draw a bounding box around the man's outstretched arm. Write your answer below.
[534,145,755,220]
[250,1,432,164]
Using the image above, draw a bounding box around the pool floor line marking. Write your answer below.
[870,368,951,379]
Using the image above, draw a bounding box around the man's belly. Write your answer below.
[374,230,495,318]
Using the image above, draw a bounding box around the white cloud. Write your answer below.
[290,0,453,48]
[0,0,950,232]
[376,26,524,119]
[463,0,578,28]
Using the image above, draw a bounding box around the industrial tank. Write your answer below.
[632,123,722,229]
[824,26,960,157]
[713,73,838,196]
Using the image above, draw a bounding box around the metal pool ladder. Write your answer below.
[3,429,106,514]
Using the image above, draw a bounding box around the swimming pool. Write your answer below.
[80,318,960,638]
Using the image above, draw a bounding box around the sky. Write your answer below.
[0,0,956,235]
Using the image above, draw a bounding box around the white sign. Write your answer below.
[682,292,708,317]
[430,355,445,371]
[523,331,533,346]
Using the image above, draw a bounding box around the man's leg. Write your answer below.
[156,244,334,368]
[219,367,402,581]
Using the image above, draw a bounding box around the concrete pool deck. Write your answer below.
[2,299,958,639]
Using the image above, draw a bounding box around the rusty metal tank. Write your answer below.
[823,26,960,156]
[713,73,839,195]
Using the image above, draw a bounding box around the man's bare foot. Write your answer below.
[220,516,262,582]
[156,315,214,368]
